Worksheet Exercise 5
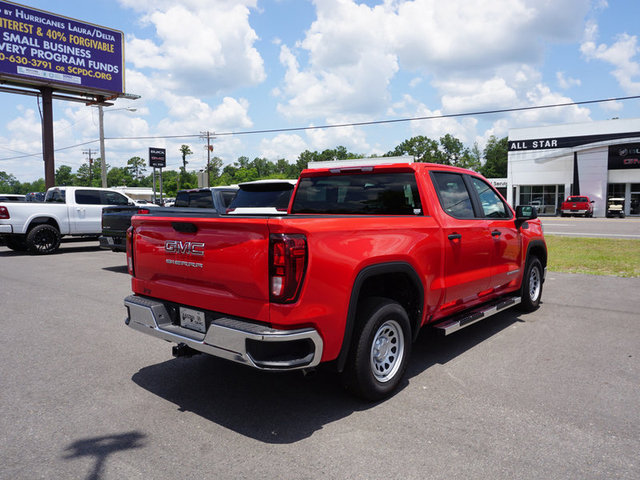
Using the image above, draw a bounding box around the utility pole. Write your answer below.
[200,131,215,187]
[82,149,98,186]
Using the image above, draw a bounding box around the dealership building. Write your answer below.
[506,118,640,217]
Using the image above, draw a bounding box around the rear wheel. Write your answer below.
[519,257,543,312]
[26,224,61,254]
[342,298,412,401]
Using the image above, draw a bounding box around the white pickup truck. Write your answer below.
[0,186,135,254]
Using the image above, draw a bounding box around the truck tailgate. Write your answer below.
[131,215,271,322]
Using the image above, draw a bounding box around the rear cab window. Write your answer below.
[175,190,213,208]
[291,172,422,215]
[45,189,66,203]
[230,184,295,210]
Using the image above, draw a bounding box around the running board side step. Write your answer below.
[433,296,521,336]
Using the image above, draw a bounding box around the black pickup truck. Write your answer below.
[100,186,238,252]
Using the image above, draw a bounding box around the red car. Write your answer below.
[561,196,594,217]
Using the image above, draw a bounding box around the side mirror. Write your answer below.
[590,200,595,203]
[515,205,537,228]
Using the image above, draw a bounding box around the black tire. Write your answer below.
[5,236,28,252]
[519,257,543,312]
[342,298,412,401]
[26,224,61,254]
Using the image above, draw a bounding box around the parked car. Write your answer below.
[226,179,297,215]
[173,186,238,213]
[25,192,45,202]
[0,187,135,254]
[100,186,238,252]
[560,196,594,217]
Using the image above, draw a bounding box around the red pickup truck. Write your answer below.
[561,195,594,217]
[124,162,546,400]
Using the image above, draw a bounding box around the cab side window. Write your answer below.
[101,191,130,205]
[470,177,511,218]
[431,172,475,219]
[75,190,102,205]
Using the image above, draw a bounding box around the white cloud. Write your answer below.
[259,134,308,162]
[581,23,640,94]
[277,0,591,128]
[124,1,265,95]
[437,77,518,113]
[556,72,582,89]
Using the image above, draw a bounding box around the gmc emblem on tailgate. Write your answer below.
[164,240,205,256]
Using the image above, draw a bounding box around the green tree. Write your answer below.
[19,178,46,194]
[0,171,19,193]
[439,134,465,166]
[179,145,193,172]
[55,165,75,186]
[107,167,132,187]
[77,158,109,187]
[207,156,224,180]
[251,157,274,178]
[126,156,147,183]
[386,136,441,163]
[480,136,509,178]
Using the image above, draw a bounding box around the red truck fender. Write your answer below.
[336,261,425,373]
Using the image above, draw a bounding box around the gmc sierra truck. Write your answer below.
[124,161,546,400]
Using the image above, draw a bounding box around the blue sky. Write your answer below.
[2,0,640,182]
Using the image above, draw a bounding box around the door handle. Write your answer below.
[491,230,502,237]
[448,233,462,241]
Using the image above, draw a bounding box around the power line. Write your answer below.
[104,95,640,139]
[1,94,639,162]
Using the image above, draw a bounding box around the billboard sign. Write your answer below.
[149,148,166,168]
[0,1,124,95]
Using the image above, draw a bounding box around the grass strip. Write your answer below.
[545,235,640,278]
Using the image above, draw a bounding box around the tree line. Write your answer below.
[0,134,508,196]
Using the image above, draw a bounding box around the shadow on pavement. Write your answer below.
[63,431,146,480]
[102,264,129,274]
[131,309,525,444]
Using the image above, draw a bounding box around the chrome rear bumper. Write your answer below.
[124,295,323,370]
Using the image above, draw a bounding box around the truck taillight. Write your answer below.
[126,226,134,276]
[0,206,9,219]
[269,234,307,303]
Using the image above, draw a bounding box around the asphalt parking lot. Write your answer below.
[1,240,639,480]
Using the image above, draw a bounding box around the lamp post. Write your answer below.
[98,106,136,187]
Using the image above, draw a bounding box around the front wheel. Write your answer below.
[519,257,543,312]
[342,298,412,401]
[26,224,61,254]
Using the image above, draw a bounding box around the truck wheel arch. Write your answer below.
[26,216,60,234]
[336,262,424,373]
[525,240,547,272]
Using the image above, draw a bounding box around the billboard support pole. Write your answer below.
[40,87,56,190]
[152,168,157,204]
[99,105,107,188]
